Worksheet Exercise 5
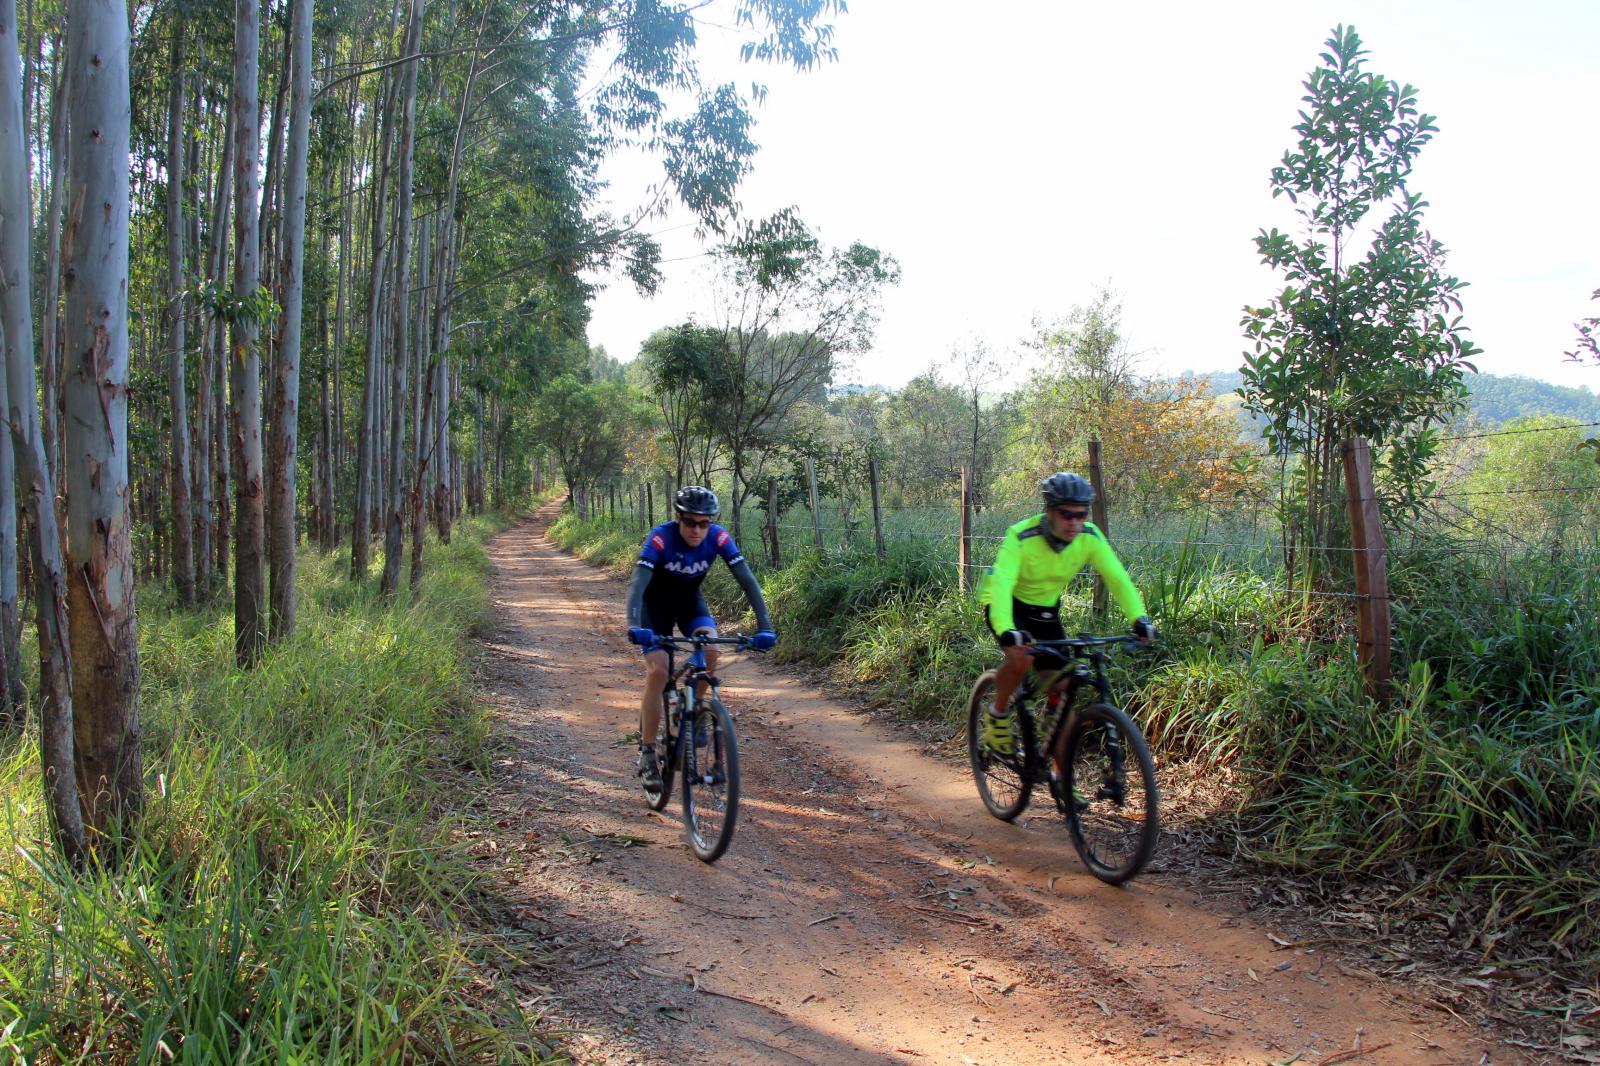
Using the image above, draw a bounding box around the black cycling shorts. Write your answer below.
[986,598,1067,672]
[642,590,715,641]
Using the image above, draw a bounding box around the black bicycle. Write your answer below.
[967,635,1160,885]
[640,634,750,863]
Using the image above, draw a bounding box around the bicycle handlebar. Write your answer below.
[1025,634,1147,652]
[651,633,759,651]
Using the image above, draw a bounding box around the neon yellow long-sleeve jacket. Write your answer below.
[979,514,1146,633]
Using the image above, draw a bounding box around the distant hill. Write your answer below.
[1190,371,1600,427]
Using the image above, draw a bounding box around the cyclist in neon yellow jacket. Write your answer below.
[979,472,1155,755]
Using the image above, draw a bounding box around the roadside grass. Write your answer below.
[0,516,559,1064]
[552,506,1600,977]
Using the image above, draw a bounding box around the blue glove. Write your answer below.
[751,630,777,651]
[628,627,656,647]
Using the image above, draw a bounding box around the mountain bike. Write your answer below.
[967,635,1159,885]
[641,633,751,863]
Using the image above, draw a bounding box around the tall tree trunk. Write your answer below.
[40,40,63,489]
[189,103,210,584]
[0,20,18,719]
[267,0,311,639]
[408,213,429,588]
[0,324,18,722]
[316,162,334,549]
[206,98,235,582]
[165,34,194,604]
[381,0,422,598]
[231,0,265,664]
[1,0,82,859]
[351,69,396,582]
[59,0,141,848]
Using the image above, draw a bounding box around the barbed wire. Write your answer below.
[1434,419,1600,444]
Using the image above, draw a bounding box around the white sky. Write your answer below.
[582,0,1600,394]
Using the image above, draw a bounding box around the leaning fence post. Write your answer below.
[1342,436,1393,702]
[869,457,886,563]
[766,477,781,568]
[805,457,823,551]
[959,464,972,593]
[1088,440,1108,615]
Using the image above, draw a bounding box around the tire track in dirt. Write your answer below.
[470,506,1522,1065]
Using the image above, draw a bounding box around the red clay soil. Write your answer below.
[468,505,1534,1065]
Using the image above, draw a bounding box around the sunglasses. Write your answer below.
[679,517,712,530]
[1050,508,1089,521]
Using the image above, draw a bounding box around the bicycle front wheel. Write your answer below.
[1062,703,1159,885]
[967,670,1032,821]
[682,695,740,863]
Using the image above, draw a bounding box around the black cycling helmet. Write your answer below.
[1040,472,1094,507]
[673,485,720,517]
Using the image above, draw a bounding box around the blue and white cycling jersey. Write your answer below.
[636,521,745,602]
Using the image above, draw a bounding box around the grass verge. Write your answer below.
[0,515,559,1064]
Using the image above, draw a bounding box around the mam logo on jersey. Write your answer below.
[637,522,744,594]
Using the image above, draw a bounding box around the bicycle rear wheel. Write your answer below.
[682,695,740,862]
[967,670,1032,821]
[1062,703,1159,885]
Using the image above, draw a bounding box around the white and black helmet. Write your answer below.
[1040,472,1094,506]
[673,485,720,517]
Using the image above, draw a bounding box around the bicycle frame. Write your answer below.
[1013,636,1140,807]
[650,634,750,767]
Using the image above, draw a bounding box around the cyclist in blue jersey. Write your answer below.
[626,486,777,789]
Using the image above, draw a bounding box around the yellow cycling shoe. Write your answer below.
[980,710,1017,758]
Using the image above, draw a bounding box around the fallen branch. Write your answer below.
[691,974,789,1017]
[1316,1044,1391,1066]
[907,904,987,927]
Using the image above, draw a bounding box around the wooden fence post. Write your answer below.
[1088,440,1108,615]
[1342,436,1393,702]
[646,482,654,526]
[766,477,781,568]
[959,464,972,593]
[869,457,886,563]
[805,457,823,551]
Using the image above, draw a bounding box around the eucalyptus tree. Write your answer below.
[39,44,64,487]
[0,339,16,723]
[380,0,421,600]
[351,61,397,583]
[61,0,142,845]
[1,0,81,859]
[267,0,313,636]
[230,0,265,663]
[164,26,194,604]
[1240,25,1479,582]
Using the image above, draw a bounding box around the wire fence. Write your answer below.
[575,421,1600,627]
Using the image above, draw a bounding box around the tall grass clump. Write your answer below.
[0,515,555,1063]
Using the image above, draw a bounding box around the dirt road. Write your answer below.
[470,507,1521,1065]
